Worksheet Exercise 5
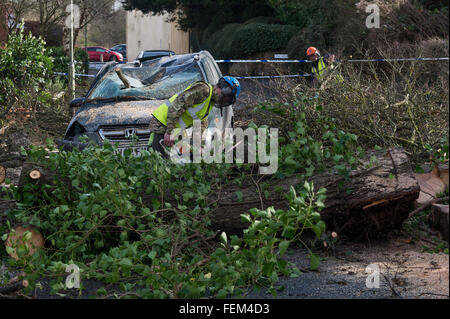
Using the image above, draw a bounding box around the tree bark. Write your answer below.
[0,199,16,226]
[18,162,59,187]
[211,148,420,237]
[0,280,28,295]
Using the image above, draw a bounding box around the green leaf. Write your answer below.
[5,246,15,255]
[304,181,311,192]
[278,240,290,257]
[306,165,315,177]
[310,254,320,271]
[235,191,243,202]
[96,287,107,296]
[240,214,251,223]
[148,251,157,260]
[119,258,133,269]
[220,232,227,245]
[282,226,296,239]
[262,262,275,277]
[72,179,80,188]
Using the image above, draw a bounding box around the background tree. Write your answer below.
[1,1,117,52]
[122,0,275,30]
[0,0,33,36]
[87,6,126,48]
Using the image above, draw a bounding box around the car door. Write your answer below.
[96,48,107,61]
[87,48,97,61]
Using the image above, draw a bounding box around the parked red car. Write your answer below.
[83,46,124,62]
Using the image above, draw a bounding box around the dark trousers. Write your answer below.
[151,132,168,158]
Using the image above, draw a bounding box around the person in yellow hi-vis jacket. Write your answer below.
[306,46,343,87]
[148,76,240,155]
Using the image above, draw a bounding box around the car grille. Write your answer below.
[98,125,151,148]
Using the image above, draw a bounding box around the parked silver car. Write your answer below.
[58,51,234,156]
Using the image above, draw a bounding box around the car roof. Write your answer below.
[141,50,175,54]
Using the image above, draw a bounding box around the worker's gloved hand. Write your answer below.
[163,131,174,147]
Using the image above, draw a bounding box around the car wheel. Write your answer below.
[109,56,118,62]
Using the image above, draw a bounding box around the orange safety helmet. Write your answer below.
[306,46,319,56]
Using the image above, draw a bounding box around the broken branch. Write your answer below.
[115,68,131,89]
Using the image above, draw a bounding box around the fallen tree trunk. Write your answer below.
[0,279,29,295]
[212,148,420,237]
[15,149,420,237]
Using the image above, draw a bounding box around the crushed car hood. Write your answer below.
[72,100,162,132]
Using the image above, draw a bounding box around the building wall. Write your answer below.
[126,10,189,61]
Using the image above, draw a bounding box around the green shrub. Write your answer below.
[205,22,300,59]
[0,28,53,120]
[48,46,89,75]
[2,140,330,298]
[234,23,300,57]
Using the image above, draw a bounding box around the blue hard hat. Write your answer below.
[220,76,241,100]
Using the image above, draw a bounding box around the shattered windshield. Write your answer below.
[88,58,203,101]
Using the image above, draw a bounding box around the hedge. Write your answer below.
[203,22,300,59]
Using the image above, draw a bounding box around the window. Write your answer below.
[88,62,203,101]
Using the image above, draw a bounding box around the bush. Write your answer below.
[0,28,54,120]
[48,46,89,75]
[2,140,332,298]
[285,48,449,167]
[205,22,300,59]
[234,23,300,57]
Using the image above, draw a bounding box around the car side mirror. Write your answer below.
[70,97,85,107]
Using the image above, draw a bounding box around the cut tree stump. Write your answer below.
[5,225,45,260]
[212,148,420,237]
[18,162,64,187]
[414,164,449,205]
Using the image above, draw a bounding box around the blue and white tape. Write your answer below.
[216,59,311,63]
[216,57,449,63]
[53,72,96,78]
[55,56,448,80]
[236,74,311,79]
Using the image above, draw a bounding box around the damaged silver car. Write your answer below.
[58,51,233,156]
